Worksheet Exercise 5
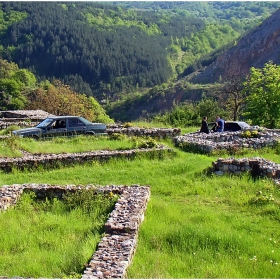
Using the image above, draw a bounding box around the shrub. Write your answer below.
[251,130,259,137]
[241,130,259,138]
[133,137,158,149]
[123,122,133,128]
[241,130,252,138]
[109,133,126,141]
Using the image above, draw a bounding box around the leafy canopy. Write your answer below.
[26,80,114,123]
[242,62,280,128]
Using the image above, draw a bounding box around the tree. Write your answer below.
[242,62,280,128]
[0,78,27,110]
[26,80,114,123]
[212,62,246,121]
[0,59,36,110]
[12,69,36,87]
[195,95,227,123]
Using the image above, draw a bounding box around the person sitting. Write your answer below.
[54,120,66,129]
[59,120,66,128]
[200,116,210,134]
[216,116,225,132]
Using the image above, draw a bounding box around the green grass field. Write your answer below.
[0,131,280,278]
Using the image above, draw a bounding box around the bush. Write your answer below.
[241,130,259,138]
[109,133,127,141]
[123,122,133,128]
[133,137,158,149]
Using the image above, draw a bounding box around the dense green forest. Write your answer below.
[0,1,280,122]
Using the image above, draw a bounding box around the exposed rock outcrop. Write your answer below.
[192,8,280,83]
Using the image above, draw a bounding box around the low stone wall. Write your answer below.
[0,120,181,139]
[212,157,280,183]
[0,146,171,172]
[105,126,181,139]
[0,120,39,130]
[173,130,278,153]
[0,183,150,279]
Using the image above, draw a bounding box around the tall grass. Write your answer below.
[0,190,117,278]
[0,135,280,278]
[0,135,140,157]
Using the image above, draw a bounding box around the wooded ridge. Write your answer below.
[0,1,280,121]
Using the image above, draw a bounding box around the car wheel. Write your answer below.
[31,135,39,140]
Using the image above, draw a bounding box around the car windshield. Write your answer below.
[238,122,250,127]
[79,117,92,125]
[36,118,54,128]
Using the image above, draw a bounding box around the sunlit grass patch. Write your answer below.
[0,190,118,278]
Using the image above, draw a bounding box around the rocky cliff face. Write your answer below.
[191,8,280,83]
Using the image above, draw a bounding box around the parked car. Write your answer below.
[12,116,107,139]
[209,121,250,132]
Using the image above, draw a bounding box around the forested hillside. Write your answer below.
[0,1,204,98]
[0,1,280,122]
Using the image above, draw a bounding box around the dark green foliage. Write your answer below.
[0,2,181,97]
[1,1,278,100]
[154,97,225,128]
[157,103,201,127]
[0,1,280,123]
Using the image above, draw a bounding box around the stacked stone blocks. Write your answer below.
[0,183,150,279]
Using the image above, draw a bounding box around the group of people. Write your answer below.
[200,116,224,134]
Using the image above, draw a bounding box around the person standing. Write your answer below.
[216,116,224,132]
[200,116,210,134]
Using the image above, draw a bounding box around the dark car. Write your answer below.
[209,121,250,132]
[12,116,107,139]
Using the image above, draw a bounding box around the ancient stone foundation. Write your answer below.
[0,146,172,172]
[106,125,181,139]
[0,183,150,279]
[174,130,278,153]
[212,157,280,185]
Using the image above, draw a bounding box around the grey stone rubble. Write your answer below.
[173,130,279,153]
[0,124,181,139]
[106,126,181,139]
[0,109,54,120]
[0,183,150,279]
[0,146,172,172]
[212,157,280,183]
[0,110,54,129]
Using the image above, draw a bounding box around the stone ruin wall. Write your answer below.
[106,126,181,139]
[0,146,172,172]
[212,157,280,185]
[0,183,150,279]
[173,130,279,153]
[0,117,181,139]
[2,119,280,278]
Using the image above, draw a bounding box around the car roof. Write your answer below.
[225,121,250,126]
[208,121,250,126]
[47,116,83,119]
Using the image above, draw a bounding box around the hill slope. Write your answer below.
[1,2,280,122]
[108,7,280,121]
[192,8,280,83]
